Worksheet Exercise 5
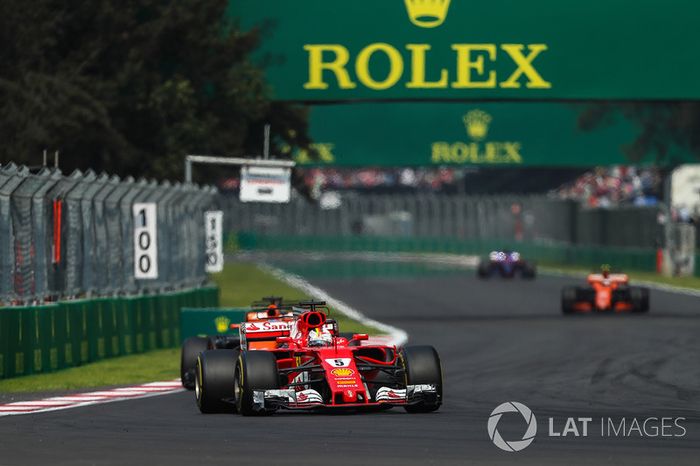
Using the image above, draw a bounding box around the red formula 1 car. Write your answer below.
[194,301,442,415]
[561,269,649,314]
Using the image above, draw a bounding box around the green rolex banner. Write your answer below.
[229,0,700,101]
[288,103,693,167]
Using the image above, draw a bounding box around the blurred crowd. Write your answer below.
[217,167,468,196]
[551,166,661,208]
[303,167,465,194]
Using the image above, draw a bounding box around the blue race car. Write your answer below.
[477,250,536,279]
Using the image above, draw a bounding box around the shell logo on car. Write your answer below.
[331,368,355,377]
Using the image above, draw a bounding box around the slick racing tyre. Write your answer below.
[521,263,536,279]
[235,351,279,416]
[477,262,491,279]
[401,345,443,413]
[181,336,209,390]
[195,349,238,414]
[561,286,577,314]
[630,286,650,313]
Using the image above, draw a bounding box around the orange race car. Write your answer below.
[180,297,294,389]
[561,267,649,314]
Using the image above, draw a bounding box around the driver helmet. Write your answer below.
[601,264,611,278]
[308,327,332,347]
[266,303,280,317]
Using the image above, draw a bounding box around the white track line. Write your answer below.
[0,380,183,417]
[259,263,409,347]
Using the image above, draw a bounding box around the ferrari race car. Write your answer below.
[194,301,443,415]
[561,269,649,314]
[477,250,536,279]
[180,296,290,389]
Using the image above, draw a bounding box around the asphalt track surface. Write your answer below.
[1,270,699,465]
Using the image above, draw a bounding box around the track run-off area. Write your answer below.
[0,260,698,465]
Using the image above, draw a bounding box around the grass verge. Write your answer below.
[0,262,379,393]
[212,262,378,334]
[0,349,179,393]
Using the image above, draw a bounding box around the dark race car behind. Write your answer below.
[477,250,536,279]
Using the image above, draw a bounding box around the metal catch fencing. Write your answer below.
[0,163,218,305]
[220,192,663,249]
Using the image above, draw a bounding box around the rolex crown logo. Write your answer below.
[214,316,231,333]
[463,110,492,141]
[404,0,451,28]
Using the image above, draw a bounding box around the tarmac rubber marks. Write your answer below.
[0,380,183,417]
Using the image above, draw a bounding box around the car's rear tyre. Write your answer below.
[195,349,238,414]
[561,286,577,314]
[521,263,536,279]
[235,351,279,416]
[477,261,490,278]
[401,345,442,413]
[181,336,209,390]
[630,286,650,313]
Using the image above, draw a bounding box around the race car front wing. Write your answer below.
[253,384,437,411]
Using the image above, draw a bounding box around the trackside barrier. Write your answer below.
[0,286,219,380]
[233,233,658,273]
[180,307,248,341]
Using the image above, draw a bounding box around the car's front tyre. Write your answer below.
[195,349,238,414]
[181,336,209,390]
[234,351,279,416]
[401,345,443,413]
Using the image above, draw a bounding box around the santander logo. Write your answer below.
[244,321,290,333]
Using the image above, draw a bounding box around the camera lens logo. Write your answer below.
[488,402,538,452]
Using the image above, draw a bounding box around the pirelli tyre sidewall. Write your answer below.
[630,286,650,313]
[561,286,577,314]
[181,336,209,390]
[521,262,537,279]
[477,261,491,278]
[195,349,238,414]
[235,351,279,416]
[400,345,443,413]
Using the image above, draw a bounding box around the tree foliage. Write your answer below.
[577,102,700,167]
[0,0,310,179]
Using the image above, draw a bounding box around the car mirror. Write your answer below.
[352,334,369,341]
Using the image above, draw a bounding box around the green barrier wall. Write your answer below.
[0,286,219,380]
[180,308,248,341]
[234,232,658,273]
